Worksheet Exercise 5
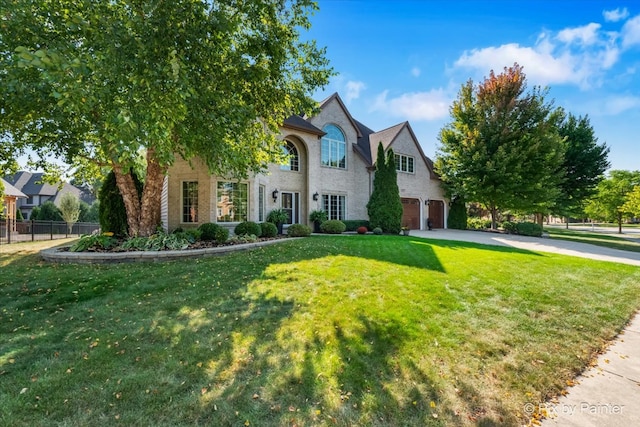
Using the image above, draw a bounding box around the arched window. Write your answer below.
[321,125,346,169]
[280,141,299,171]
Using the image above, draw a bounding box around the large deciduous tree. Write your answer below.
[585,170,640,233]
[0,0,332,236]
[552,112,610,226]
[435,64,564,229]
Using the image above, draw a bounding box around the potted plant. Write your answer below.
[267,208,289,235]
[401,225,410,236]
[309,209,328,233]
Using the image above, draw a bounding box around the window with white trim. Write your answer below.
[322,194,345,221]
[258,185,265,222]
[280,141,299,171]
[182,181,199,223]
[216,181,248,222]
[321,125,346,169]
[395,153,415,174]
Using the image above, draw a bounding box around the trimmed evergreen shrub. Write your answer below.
[234,221,261,236]
[356,226,368,234]
[515,222,543,237]
[447,198,467,230]
[99,171,142,237]
[198,222,229,243]
[260,222,278,238]
[287,224,312,237]
[342,219,370,231]
[320,220,346,234]
[16,208,24,221]
[372,227,383,235]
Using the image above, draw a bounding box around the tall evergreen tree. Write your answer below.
[367,143,402,233]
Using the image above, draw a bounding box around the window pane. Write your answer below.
[321,125,346,169]
[258,186,265,222]
[182,181,198,223]
[408,157,414,173]
[217,182,248,222]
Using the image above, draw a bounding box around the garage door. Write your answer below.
[428,200,444,229]
[401,198,420,230]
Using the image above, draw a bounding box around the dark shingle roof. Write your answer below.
[283,115,325,136]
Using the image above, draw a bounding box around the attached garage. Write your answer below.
[401,198,421,230]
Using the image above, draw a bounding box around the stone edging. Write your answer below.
[40,238,297,264]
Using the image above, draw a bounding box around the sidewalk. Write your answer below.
[411,229,640,426]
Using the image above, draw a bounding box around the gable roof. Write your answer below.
[315,93,363,138]
[4,171,96,204]
[1,177,26,198]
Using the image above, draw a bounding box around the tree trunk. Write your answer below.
[139,147,165,236]
[565,217,569,229]
[618,213,623,234]
[490,206,498,230]
[112,148,167,237]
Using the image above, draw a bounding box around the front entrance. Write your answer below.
[428,200,445,229]
[401,198,420,229]
[281,192,300,224]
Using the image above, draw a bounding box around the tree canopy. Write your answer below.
[585,170,640,233]
[551,112,609,222]
[1,0,332,236]
[435,64,565,229]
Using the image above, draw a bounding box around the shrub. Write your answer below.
[320,220,346,234]
[515,222,543,237]
[70,232,117,252]
[172,228,201,243]
[33,201,63,221]
[309,209,328,223]
[234,221,262,236]
[447,198,467,230]
[99,170,143,237]
[198,222,229,243]
[266,208,288,225]
[287,223,312,237]
[342,219,370,232]
[467,217,491,230]
[501,221,517,234]
[228,234,259,244]
[120,230,191,251]
[372,227,383,235]
[260,222,278,238]
[356,226,368,234]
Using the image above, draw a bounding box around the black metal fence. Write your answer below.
[0,219,101,244]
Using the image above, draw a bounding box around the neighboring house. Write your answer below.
[163,93,448,232]
[2,171,95,219]
[1,177,27,234]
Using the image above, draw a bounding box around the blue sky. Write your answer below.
[306,1,640,172]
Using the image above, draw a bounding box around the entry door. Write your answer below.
[281,192,300,224]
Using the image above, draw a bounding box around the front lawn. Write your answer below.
[545,227,640,253]
[1,236,639,426]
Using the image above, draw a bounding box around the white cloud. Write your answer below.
[454,22,623,89]
[603,7,629,22]
[344,80,366,103]
[621,15,640,48]
[557,23,601,46]
[371,89,451,121]
[602,95,640,115]
[411,67,421,77]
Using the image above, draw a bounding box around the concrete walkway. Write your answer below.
[412,229,640,426]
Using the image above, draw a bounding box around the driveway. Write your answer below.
[411,229,640,267]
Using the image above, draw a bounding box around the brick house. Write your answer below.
[162,93,447,232]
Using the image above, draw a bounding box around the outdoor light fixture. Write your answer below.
[312,192,319,201]
[425,199,430,206]
[272,189,279,202]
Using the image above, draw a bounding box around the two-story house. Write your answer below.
[162,93,448,232]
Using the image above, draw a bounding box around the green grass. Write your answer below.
[545,227,640,253]
[1,236,639,426]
